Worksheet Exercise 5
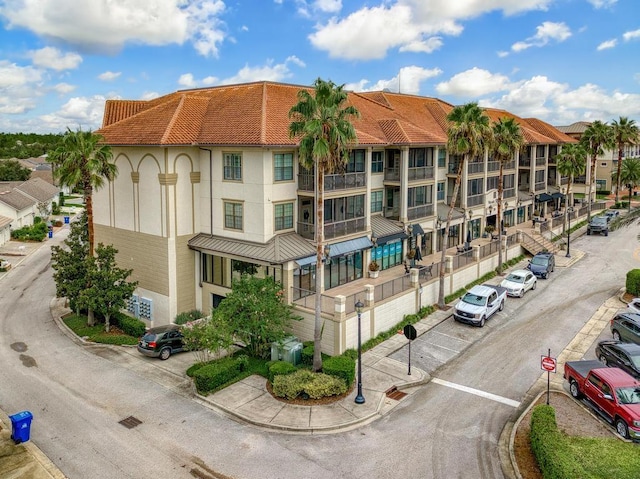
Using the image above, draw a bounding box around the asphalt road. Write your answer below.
[0,219,637,479]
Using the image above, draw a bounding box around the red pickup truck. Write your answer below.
[564,360,640,440]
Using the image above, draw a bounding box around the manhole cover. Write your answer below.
[119,416,142,429]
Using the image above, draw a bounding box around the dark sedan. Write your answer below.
[595,340,640,379]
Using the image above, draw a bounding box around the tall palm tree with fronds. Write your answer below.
[491,117,524,274]
[556,142,587,233]
[48,128,117,257]
[288,78,359,372]
[611,117,639,205]
[580,121,613,221]
[438,103,492,308]
[613,156,640,214]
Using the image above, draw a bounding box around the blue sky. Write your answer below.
[0,0,638,134]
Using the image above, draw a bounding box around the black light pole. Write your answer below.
[566,207,573,258]
[354,300,365,404]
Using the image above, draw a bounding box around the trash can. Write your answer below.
[9,411,33,444]
[64,216,70,224]
[48,230,53,238]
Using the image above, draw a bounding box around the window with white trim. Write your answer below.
[224,201,243,230]
[371,190,383,213]
[274,153,294,181]
[223,153,242,181]
[274,202,294,230]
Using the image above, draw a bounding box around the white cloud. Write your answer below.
[140,91,161,101]
[586,0,617,8]
[511,21,571,52]
[53,83,75,94]
[98,71,122,81]
[0,61,43,88]
[286,55,306,68]
[623,29,640,41]
[0,0,227,57]
[436,68,512,97]
[597,39,617,51]
[309,0,551,60]
[346,66,442,95]
[178,73,197,88]
[39,95,111,132]
[313,0,341,13]
[28,47,82,71]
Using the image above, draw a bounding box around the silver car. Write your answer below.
[500,269,537,298]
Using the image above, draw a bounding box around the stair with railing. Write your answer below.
[520,230,559,256]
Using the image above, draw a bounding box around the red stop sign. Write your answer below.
[541,356,556,372]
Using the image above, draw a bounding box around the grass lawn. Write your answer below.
[564,436,640,478]
[63,314,138,345]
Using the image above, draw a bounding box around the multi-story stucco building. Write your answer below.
[95,81,576,330]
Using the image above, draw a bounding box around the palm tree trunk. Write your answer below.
[313,165,324,372]
[85,183,95,326]
[616,146,623,205]
[438,158,464,308]
[497,163,504,274]
[587,154,596,222]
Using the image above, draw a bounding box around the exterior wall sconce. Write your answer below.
[322,244,331,264]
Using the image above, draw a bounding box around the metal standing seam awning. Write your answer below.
[537,193,554,202]
[410,224,425,235]
[295,236,373,267]
[374,231,407,246]
[551,192,564,200]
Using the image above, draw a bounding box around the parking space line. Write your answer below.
[431,378,521,408]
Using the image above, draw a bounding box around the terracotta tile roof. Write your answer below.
[523,117,577,144]
[97,81,571,149]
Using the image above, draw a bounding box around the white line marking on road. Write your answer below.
[431,378,521,408]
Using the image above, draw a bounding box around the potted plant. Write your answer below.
[484,225,495,238]
[368,260,380,278]
[406,249,416,260]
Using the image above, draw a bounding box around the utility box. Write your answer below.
[271,336,302,366]
[9,410,33,444]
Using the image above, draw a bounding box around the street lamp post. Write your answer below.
[354,300,365,404]
[566,207,573,258]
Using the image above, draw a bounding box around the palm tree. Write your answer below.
[611,117,639,205]
[556,143,587,235]
[48,128,117,257]
[580,121,613,221]
[613,157,640,214]
[491,117,524,274]
[438,103,492,308]
[288,79,359,372]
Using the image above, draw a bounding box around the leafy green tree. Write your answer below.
[0,159,31,181]
[580,121,613,221]
[77,243,138,331]
[212,276,301,359]
[51,211,89,314]
[288,78,359,371]
[490,117,524,274]
[611,117,639,204]
[556,143,587,232]
[440,103,492,307]
[613,157,640,213]
[181,318,234,364]
[48,128,117,256]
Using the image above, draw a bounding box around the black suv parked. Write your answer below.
[587,216,609,236]
[595,340,640,379]
[527,251,555,279]
[137,324,185,360]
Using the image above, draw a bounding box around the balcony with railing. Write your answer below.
[467,162,484,174]
[560,177,569,185]
[503,188,516,199]
[408,166,435,181]
[535,157,546,166]
[407,203,434,221]
[297,217,367,241]
[519,157,531,167]
[384,206,401,220]
[384,168,400,181]
[466,193,485,207]
[297,172,367,192]
[448,162,461,175]
[534,182,546,191]
[487,160,500,172]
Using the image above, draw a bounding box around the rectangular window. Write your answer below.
[409,148,434,168]
[371,190,383,213]
[536,145,546,158]
[224,201,243,230]
[408,186,429,207]
[274,153,293,181]
[371,151,384,173]
[438,149,446,168]
[486,176,499,191]
[535,170,545,183]
[223,153,242,181]
[274,202,294,230]
[437,182,445,201]
[347,149,366,173]
[468,178,484,195]
[324,195,365,223]
[504,174,515,189]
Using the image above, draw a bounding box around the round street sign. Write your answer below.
[541,356,556,372]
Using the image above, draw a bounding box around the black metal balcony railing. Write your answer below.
[448,162,460,174]
[535,158,546,166]
[519,159,531,167]
[467,162,484,174]
[487,161,500,172]
[384,168,400,181]
[408,166,435,181]
[503,188,516,199]
[297,172,366,192]
[560,177,569,185]
[534,182,546,191]
[384,206,400,220]
[297,217,367,241]
[407,203,434,220]
[466,193,485,207]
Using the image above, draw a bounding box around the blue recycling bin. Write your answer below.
[64,216,70,224]
[9,411,33,444]
[48,230,53,238]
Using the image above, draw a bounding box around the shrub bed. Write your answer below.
[271,369,347,400]
[267,361,297,383]
[112,312,146,338]
[193,356,248,395]
[322,355,355,387]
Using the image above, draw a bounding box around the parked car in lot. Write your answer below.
[527,251,555,279]
[610,310,640,344]
[137,324,185,360]
[596,340,640,379]
[453,284,506,327]
[587,216,609,236]
[500,269,537,297]
[605,210,620,222]
[626,297,640,314]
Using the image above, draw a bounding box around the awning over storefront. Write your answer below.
[551,192,564,199]
[410,223,425,235]
[329,236,373,256]
[370,215,406,246]
[537,193,553,202]
[295,255,317,267]
[375,231,406,245]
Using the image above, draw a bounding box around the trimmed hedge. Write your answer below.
[174,309,205,325]
[322,355,355,387]
[271,369,347,400]
[301,341,329,366]
[267,361,297,383]
[530,404,592,479]
[626,269,640,297]
[193,357,247,394]
[112,312,146,338]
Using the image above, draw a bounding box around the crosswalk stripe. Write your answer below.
[431,377,521,408]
